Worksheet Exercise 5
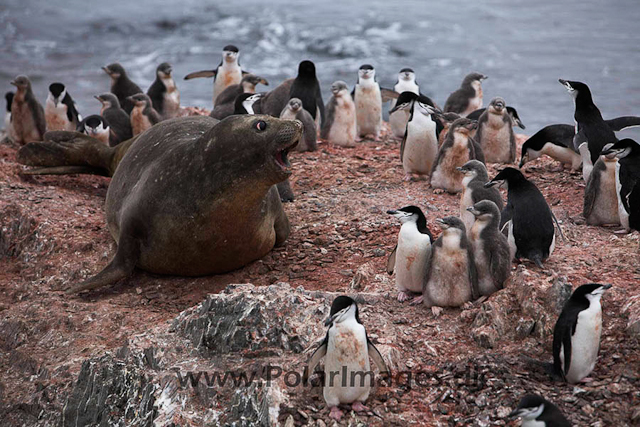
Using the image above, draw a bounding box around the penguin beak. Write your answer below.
[455,166,465,172]
[10,80,17,86]
[601,284,612,290]
[484,180,498,189]
[389,102,409,114]
[507,408,523,418]
[481,75,488,81]
[102,66,110,74]
[466,207,481,217]
[259,78,269,86]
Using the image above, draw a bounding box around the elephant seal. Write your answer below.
[63,115,301,293]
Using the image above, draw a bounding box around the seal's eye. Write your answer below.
[256,120,267,131]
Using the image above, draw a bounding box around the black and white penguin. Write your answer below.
[559,79,617,182]
[583,143,620,226]
[306,296,388,421]
[94,93,132,146]
[467,106,525,130]
[4,92,14,130]
[475,97,516,163]
[389,68,420,139]
[601,138,640,233]
[321,80,357,147]
[289,60,324,128]
[444,72,487,117]
[431,117,484,193]
[519,124,582,171]
[9,75,46,144]
[128,93,162,136]
[417,217,478,311]
[353,64,383,140]
[457,160,503,233]
[509,395,571,427]
[146,62,180,119]
[553,283,612,384]
[233,93,263,115]
[485,168,555,267]
[391,92,438,181]
[184,45,246,106]
[102,63,143,114]
[45,83,81,131]
[467,200,511,296]
[280,98,317,152]
[210,74,269,119]
[77,115,110,145]
[386,206,433,303]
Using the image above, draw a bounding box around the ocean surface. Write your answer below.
[1,0,640,138]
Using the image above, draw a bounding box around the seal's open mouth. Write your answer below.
[274,137,299,171]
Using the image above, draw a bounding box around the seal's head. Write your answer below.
[203,114,302,186]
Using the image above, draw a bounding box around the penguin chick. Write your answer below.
[353,64,383,140]
[467,105,525,129]
[509,395,571,427]
[280,98,317,152]
[601,138,640,233]
[77,115,110,145]
[4,92,14,131]
[475,97,516,163]
[553,283,612,384]
[147,62,180,119]
[444,72,487,117]
[391,92,438,181]
[431,118,484,193]
[485,168,555,267]
[386,206,433,302]
[128,93,162,136]
[519,124,582,172]
[305,296,389,421]
[467,200,511,296]
[102,62,143,114]
[210,74,269,119]
[433,111,462,146]
[457,160,503,234]
[583,143,620,226]
[415,217,478,310]
[45,83,81,131]
[389,68,420,139]
[321,80,357,147]
[9,75,46,144]
[95,93,132,146]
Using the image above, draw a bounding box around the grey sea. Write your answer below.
[1,0,640,138]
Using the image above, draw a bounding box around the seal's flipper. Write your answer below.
[276,180,295,202]
[20,166,107,176]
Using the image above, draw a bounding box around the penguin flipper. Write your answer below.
[572,128,587,152]
[605,116,640,132]
[184,70,217,80]
[386,245,397,275]
[506,106,525,129]
[304,337,328,385]
[380,88,399,103]
[467,245,480,300]
[367,339,389,374]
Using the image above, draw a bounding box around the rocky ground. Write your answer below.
[0,115,639,426]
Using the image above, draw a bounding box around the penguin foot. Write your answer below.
[329,406,343,421]
[614,228,630,234]
[351,401,369,412]
[432,188,446,194]
[409,295,423,305]
[398,291,413,302]
[580,377,595,383]
[431,306,443,317]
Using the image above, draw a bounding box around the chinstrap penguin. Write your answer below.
[128,93,162,136]
[233,93,263,115]
[146,62,180,119]
[601,138,640,233]
[45,83,81,131]
[519,124,582,171]
[9,75,46,144]
[321,80,357,147]
[102,62,143,114]
[95,93,132,146]
[389,68,420,139]
[475,97,516,163]
[305,296,388,421]
[553,283,612,384]
[210,74,268,119]
[353,64,383,140]
[386,206,433,303]
[77,115,110,145]
[280,98,317,152]
[583,143,620,226]
[457,159,503,234]
[509,394,571,427]
[444,72,487,117]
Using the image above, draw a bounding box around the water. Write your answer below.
[1,0,640,138]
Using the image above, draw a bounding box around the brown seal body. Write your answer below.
[66,115,301,292]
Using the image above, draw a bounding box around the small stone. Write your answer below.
[284,415,295,427]
[372,248,385,257]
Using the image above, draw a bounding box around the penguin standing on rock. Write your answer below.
[386,206,433,303]
[353,64,383,141]
[583,143,620,226]
[559,79,617,182]
[321,81,357,147]
[77,115,110,145]
[444,72,487,117]
[95,93,132,146]
[9,75,46,144]
[509,395,571,427]
[102,63,143,114]
[431,117,484,193]
[305,296,388,421]
[4,92,14,131]
[553,283,612,384]
[289,60,325,128]
[391,91,438,181]
[601,138,640,233]
[389,68,420,139]
[467,105,525,130]
[467,200,511,296]
[184,45,246,107]
[485,168,556,267]
[279,98,317,152]
[412,217,478,312]
[45,83,81,131]
[457,160,503,233]
[475,97,516,163]
[128,93,162,136]
[146,62,180,119]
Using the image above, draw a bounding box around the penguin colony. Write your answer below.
[5,42,639,425]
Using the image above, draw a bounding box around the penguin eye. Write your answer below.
[256,120,267,131]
